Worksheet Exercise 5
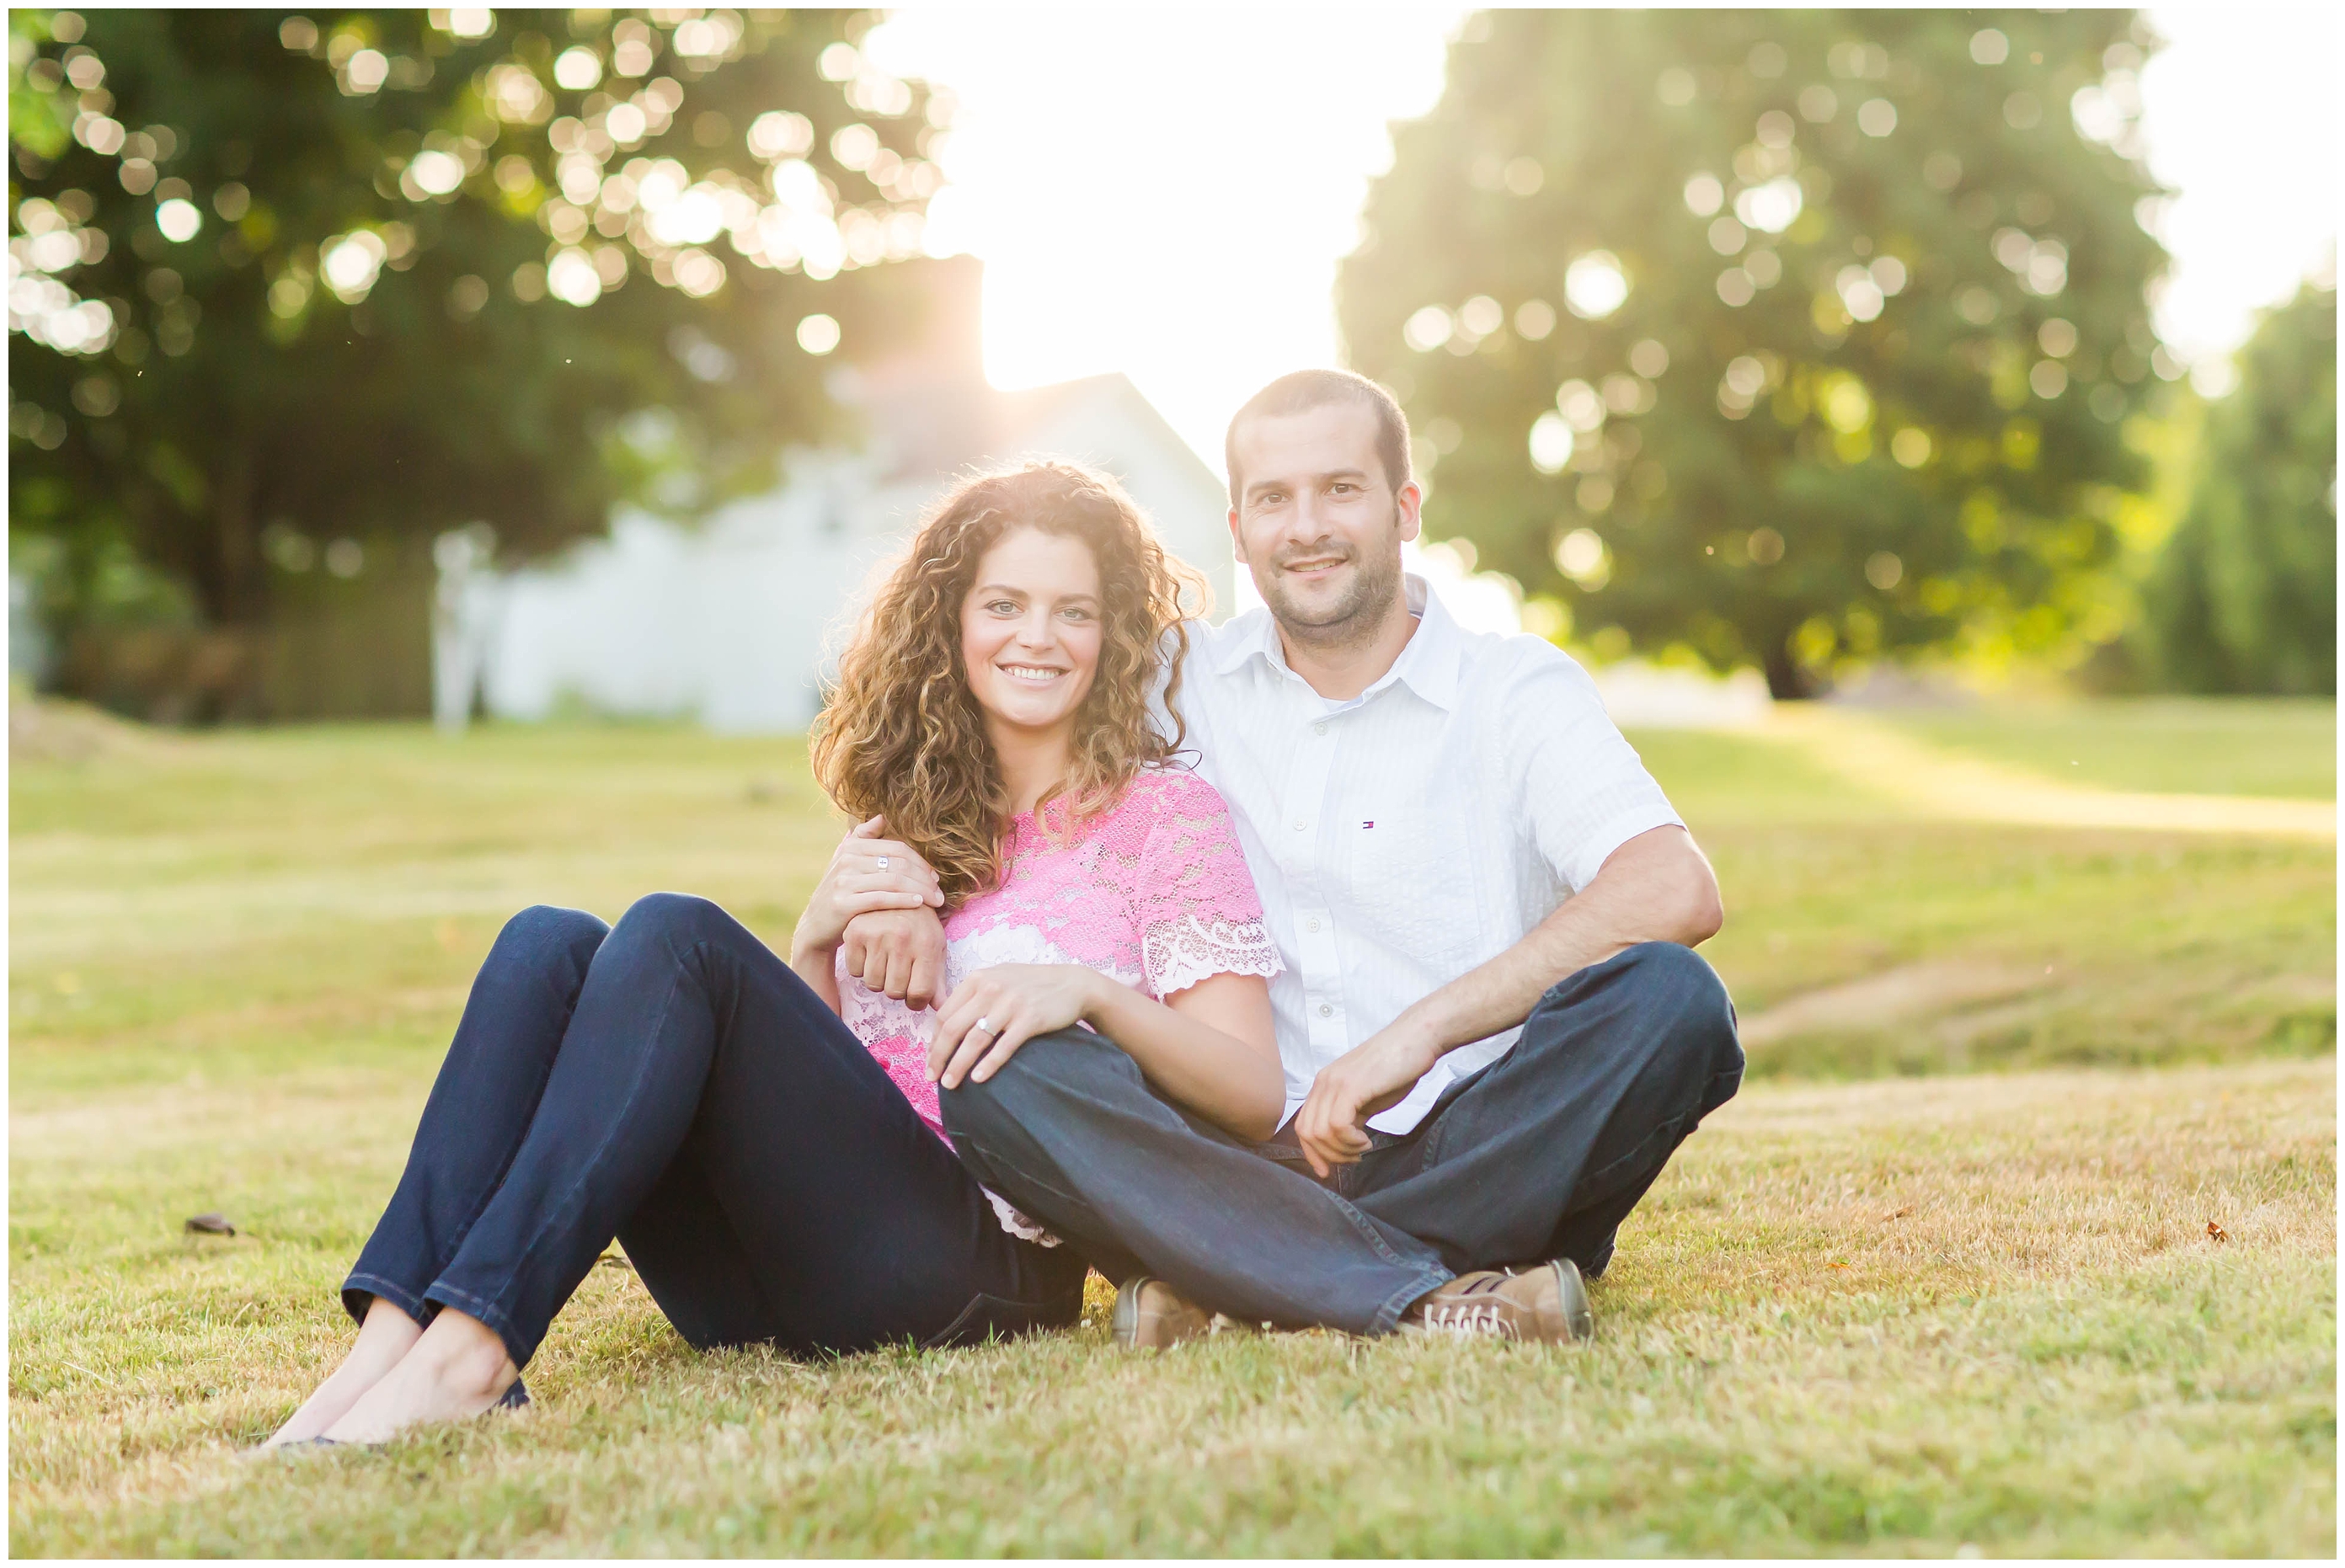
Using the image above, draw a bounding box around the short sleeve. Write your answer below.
[1499,643,1685,893]
[1127,771,1285,999]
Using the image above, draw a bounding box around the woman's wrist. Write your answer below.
[1071,966,1114,1023]
[788,918,839,969]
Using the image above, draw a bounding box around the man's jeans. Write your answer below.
[941,941,1743,1336]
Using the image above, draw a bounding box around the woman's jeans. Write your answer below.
[344,895,1086,1368]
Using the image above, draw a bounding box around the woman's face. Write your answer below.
[959,525,1104,739]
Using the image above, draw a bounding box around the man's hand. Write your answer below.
[792,815,943,960]
[841,905,948,1011]
[1292,1023,1440,1178]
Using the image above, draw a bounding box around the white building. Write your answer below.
[435,258,1231,734]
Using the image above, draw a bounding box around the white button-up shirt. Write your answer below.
[1177,574,1685,1134]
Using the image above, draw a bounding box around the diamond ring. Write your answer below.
[972,1016,994,1037]
[876,856,889,871]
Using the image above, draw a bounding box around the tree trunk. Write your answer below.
[208,444,264,629]
[1761,638,1822,701]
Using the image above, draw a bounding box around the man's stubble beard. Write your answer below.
[1258,506,1408,655]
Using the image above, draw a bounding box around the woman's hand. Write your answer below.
[927,965,1103,1090]
[790,817,944,965]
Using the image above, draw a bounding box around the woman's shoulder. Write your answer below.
[1120,762,1235,823]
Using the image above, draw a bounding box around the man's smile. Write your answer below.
[1278,552,1352,581]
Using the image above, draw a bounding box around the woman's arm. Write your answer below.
[927,967,1285,1143]
[789,816,946,1015]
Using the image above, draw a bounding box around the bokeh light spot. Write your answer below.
[554,47,602,90]
[1563,251,1627,319]
[155,198,202,243]
[797,312,841,354]
[1403,305,1452,352]
[1528,411,1573,474]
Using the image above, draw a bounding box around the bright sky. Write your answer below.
[865,4,2339,465]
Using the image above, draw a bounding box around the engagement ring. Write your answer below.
[877,856,890,871]
[972,1016,993,1036]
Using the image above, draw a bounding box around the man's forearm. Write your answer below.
[1379,826,1722,1070]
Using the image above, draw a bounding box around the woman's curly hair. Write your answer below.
[809,459,1206,905]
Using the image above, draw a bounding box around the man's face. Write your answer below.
[1227,401,1422,644]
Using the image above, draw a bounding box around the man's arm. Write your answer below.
[1290,824,1722,1176]
[839,905,949,1011]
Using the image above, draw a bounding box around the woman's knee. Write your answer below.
[491,904,609,975]
[613,891,737,947]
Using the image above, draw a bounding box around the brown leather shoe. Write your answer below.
[1400,1260,1593,1344]
[1111,1276,1221,1349]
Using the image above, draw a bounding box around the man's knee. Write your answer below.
[1553,941,1742,1080]
[939,1027,1126,1141]
[1616,941,1744,1096]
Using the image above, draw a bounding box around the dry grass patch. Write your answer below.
[11,1059,2331,1555]
[9,711,2333,1554]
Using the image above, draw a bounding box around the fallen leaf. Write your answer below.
[1883,1204,1914,1221]
[184,1212,236,1236]
[2205,1220,2228,1244]
[1830,1260,1850,1269]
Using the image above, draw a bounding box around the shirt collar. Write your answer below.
[1211,572,1466,712]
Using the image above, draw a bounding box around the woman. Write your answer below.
[264,461,1284,1447]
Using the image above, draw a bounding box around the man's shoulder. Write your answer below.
[1453,625,1605,707]
[1170,611,1275,712]
[1186,609,1274,671]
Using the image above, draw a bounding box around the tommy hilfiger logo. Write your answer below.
[1361,820,1375,829]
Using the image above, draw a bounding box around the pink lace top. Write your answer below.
[837,767,1280,1227]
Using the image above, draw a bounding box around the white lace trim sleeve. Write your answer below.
[1143,914,1285,1000]
[985,1187,1061,1246]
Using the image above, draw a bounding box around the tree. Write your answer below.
[2134,280,2336,696]
[8,8,942,669]
[1338,9,2172,696]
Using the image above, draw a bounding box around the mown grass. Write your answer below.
[1872,695,2335,801]
[9,700,2337,1555]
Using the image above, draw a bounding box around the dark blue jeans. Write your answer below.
[942,941,1743,1336]
[345,895,1086,1368]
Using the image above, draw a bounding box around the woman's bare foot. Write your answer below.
[318,1306,520,1445]
[259,1296,424,1448]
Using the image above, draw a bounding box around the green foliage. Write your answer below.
[7,8,942,637]
[2139,282,2337,694]
[1338,10,2172,696]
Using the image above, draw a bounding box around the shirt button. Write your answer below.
[1306,918,1321,932]
[1318,1003,1333,1017]
[1313,722,1328,736]
[1291,819,1306,831]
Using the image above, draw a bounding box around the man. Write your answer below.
[853,369,1740,1345]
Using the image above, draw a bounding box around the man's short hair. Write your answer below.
[1225,368,1413,507]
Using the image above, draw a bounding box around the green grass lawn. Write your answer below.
[1872,696,2336,801]
[9,699,2336,1555]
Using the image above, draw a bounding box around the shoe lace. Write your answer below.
[1418,1300,1520,1339]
